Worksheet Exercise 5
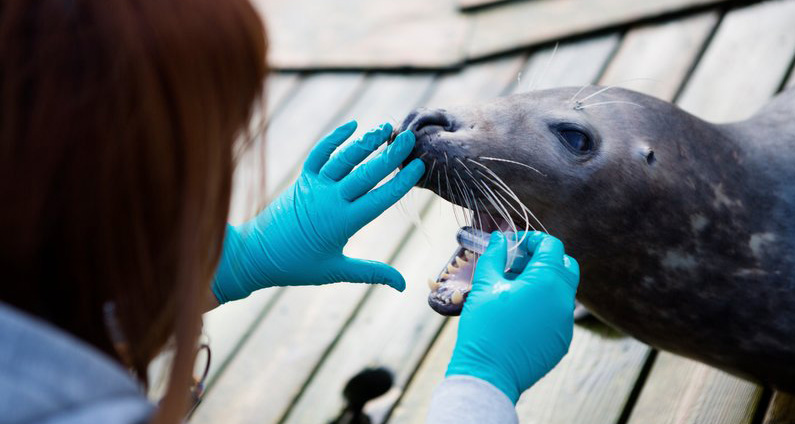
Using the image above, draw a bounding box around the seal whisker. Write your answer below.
[471,159,548,233]
[572,78,661,109]
[575,100,645,110]
[568,84,591,105]
[526,42,559,93]
[420,159,437,189]
[476,171,532,249]
[477,186,512,234]
[452,175,473,228]
[478,182,525,265]
[478,156,547,177]
[472,177,516,234]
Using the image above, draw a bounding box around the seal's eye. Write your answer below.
[552,125,594,154]
[559,130,590,152]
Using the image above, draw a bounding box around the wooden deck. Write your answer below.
[190,1,795,423]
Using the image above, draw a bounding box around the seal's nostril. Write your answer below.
[408,109,456,136]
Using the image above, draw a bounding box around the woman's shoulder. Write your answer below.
[0,302,154,424]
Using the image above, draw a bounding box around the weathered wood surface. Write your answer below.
[192,1,795,423]
[466,0,731,59]
[626,353,762,424]
[281,56,526,424]
[458,0,513,11]
[255,0,467,69]
[763,392,795,424]
[264,73,367,196]
[386,319,458,424]
[229,72,301,224]
[677,0,795,122]
[625,2,795,422]
[192,74,435,424]
[514,34,621,92]
[601,12,719,101]
[256,0,746,69]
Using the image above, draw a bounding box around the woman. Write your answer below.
[0,1,579,423]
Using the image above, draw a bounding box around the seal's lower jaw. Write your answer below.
[427,213,510,316]
[427,247,476,316]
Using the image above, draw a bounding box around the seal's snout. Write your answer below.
[404,108,456,135]
[396,107,461,168]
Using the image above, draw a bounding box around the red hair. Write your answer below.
[0,0,267,421]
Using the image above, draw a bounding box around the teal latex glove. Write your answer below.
[446,231,580,403]
[212,121,425,303]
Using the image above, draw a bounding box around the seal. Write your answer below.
[397,86,795,391]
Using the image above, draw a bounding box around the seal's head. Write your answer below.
[398,86,749,317]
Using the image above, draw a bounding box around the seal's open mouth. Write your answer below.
[389,125,515,316]
[427,213,511,316]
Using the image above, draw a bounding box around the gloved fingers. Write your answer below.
[335,256,406,292]
[472,232,508,289]
[338,130,416,201]
[350,159,424,228]
[524,233,566,267]
[563,254,580,277]
[303,120,358,174]
[320,123,392,181]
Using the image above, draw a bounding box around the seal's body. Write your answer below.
[399,87,795,391]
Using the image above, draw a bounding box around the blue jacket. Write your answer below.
[0,302,153,424]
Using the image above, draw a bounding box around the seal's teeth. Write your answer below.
[451,290,464,305]
[464,250,475,260]
[440,273,451,280]
[447,263,458,273]
[455,256,467,267]
[427,278,441,291]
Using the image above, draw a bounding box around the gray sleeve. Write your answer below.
[426,376,519,424]
[39,395,154,424]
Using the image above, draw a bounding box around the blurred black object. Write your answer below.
[330,367,394,424]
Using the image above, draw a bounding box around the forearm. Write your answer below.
[426,376,518,424]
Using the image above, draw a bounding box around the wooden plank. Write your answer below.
[677,0,795,122]
[256,0,468,69]
[601,12,719,101]
[387,319,458,424]
[515,325,650,424]
[625,2,795,422]
[763,392,795,424]
[458,0,513,11]
[387,35,628,424]
[627,353,762,424]
[264,73,367,196]
[514,33,621,92]
[466,0,730,59]
[192,74,435,424]
[229,72,302,224]
[281,57,526,424]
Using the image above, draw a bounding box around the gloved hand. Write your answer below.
[446,231,580,403]
[212,121,425,303]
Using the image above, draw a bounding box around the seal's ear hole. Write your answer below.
[646,150,656,165]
